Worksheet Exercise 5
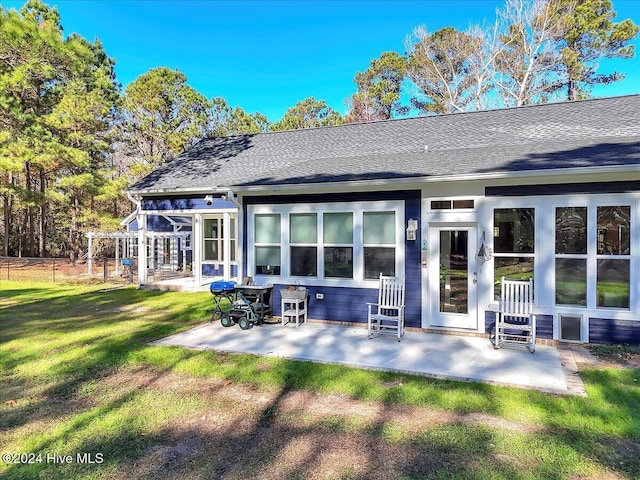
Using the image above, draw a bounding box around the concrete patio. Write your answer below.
[152,321,586,396]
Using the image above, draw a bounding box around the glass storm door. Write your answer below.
[429,227,478,329]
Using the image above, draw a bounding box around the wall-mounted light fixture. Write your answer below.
[204,195,214,206]
[406,218,418,241]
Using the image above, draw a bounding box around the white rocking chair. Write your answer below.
[494,276,536,353]
[367,274,405,341]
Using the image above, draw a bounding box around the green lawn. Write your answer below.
[1,281,639,479]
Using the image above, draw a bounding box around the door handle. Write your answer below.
[473,272,478,284]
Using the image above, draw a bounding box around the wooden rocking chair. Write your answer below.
[367,274,405,341]
[494,276,536,353]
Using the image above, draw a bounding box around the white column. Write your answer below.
[223,211,231,281]
[194,213,203,286]
[137,213,147,285]
[115,237,120,276]
[87,233,93,275]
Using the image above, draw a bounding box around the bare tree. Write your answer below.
[405,25,491,114]
[491,0,573,107]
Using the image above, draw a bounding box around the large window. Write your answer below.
[363,212,396,279]
[290,213,317,277]
[323,212,353,278]
[255,214,281,275]
[597,206,630,308]
[553,205,631,309]
[250,202,401,282]
[555,207,587,306]
[493,208,535,299]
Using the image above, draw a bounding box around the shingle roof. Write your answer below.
[130,95,640,193]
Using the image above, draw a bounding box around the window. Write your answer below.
[323,212,353,278]
[251,203,401,282]
[555,207,587,306]
[290,213,317,277]
[431,199,475,210]
[363,211,396,279]
[493,208,535,299]
[597,206,630,308]
[203,215,237,263]
[204,218,223,261]
[552,205,631,309]
[255,214,281,275]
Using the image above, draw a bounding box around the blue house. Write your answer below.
[127,95,640,344]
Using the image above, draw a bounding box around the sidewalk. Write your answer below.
[152,321,586,396]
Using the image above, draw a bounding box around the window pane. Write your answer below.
[230,217,236,240]
[556,207,587,254]
[453,199,474,209]
[597,259,629,308]
[494,257,534,300]
[494,208,535,253]
[290,213,317,244]
[555,258,587,306]
[597,206,630,255]
[363,212,395,244]
[364,247,395,279]
[255,246,280,275]
[431,200,451,210]
[204,218,219,239]
[323,213,353,243]
[290,246,317,276]
[204,239,218,261]
[324,247,353,278]
[230,240,236,262]
[255,214,280,243]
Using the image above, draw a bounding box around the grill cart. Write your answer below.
[209,281,237,321]
[219,283,274,329]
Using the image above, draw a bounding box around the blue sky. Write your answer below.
[5,0,640,121]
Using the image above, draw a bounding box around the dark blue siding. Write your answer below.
[245,190,422,327]
[589,318,640,344]
[484,311,553,339]
[147,215,173,232]
[142,196,236,211]
[202,264,238,277]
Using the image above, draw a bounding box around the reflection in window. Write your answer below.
[597,259,629,308]
[255,214,280,275]
[324,247,353,278]
[556,207,587,254]
[494,208,535,253]
[290,246,317,276]
[494,257,534,300]
[597,206,630,255]
[555,258,587,306]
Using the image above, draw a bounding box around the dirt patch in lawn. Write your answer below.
[99,366,630,480]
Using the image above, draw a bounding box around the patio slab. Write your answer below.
[151,321,585,396]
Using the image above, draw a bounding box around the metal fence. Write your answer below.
[0,257,135,284]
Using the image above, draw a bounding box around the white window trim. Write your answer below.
[247,201,405,287]
[202,214,238,265]
[485,193,640,321]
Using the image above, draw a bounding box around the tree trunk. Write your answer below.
[69,192,78,265]
[39,168,47,257]
[2,172,13,257]
[25,162,36,257]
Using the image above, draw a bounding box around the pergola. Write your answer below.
[85,231,191,277]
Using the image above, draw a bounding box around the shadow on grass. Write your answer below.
[2,284,640,479]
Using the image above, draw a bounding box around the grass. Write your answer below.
[1,281,640,479]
